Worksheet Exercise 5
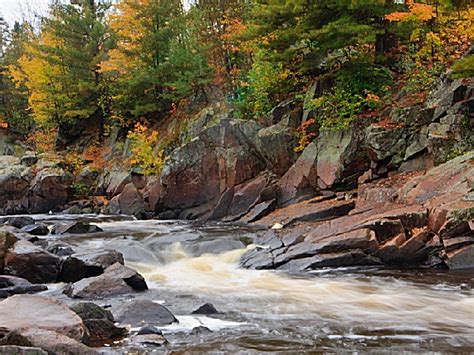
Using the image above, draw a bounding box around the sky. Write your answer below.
[0,0,50,25]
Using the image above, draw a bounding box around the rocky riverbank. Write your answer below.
[0,217,211,353]
[2,69,472,272]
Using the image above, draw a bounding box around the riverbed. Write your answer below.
[26,214,474,353]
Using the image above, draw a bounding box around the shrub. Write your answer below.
[26,127,57,153]
[451,55,474,79]
[127,123,166,176]
[294,118,317,153]
[69,182,90,198]
[306,62,390,130]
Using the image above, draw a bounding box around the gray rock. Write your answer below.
[0,295,87,341]
[63,263,148,299]
[0,346,48,355]
[1,217,35,229]
[53,221,103,235]
[0,275,47,299]
[4,240,61,284]
[70,302,126,342]
[115,299,177,326]
[192,303,219,315]
[21,224,49,236]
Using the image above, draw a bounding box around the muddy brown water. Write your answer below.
[18,215,474,353]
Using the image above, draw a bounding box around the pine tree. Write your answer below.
[9,0,112,136]
[1,21,34,134]
[101,0,212,121]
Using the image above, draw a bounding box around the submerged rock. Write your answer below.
[137,325,162,336]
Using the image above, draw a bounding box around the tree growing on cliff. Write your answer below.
[236,0,395,119]
[100,0,212,123]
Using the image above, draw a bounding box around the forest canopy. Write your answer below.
[0,0,472,152]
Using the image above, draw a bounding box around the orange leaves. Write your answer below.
[294,118,317,153]
[99,0,148,76]
[26,127,57,153]
[386,2,435,23]
[83,144,107,170]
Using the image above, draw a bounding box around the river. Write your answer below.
[26,214,474,353]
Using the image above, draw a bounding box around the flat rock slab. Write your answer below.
[0,295,86,342]
[254,197,355,228]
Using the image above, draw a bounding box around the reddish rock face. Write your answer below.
[278,142,318,205]
[242,152,474,271]
[29,168,71,214]
[116,183,146,217]
[316,127,368,190]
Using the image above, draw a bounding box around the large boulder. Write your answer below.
[0,295,87,342]
[3,239,61,284]
[21,224,49,236]
[0,217,35,229]
[28,167,71,213]
[64,263,148,299]
[278,141,318,205]
[110,182,146,217]
[53,221,103,235]
[0,156,30,215]
[60,250,124,283]
[316,127,368,190]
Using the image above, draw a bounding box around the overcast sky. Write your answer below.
[1,0,50,25]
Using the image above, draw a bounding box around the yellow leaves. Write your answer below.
[8,29,64,128]
[100,0,149,76]
[127,122,166,175]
